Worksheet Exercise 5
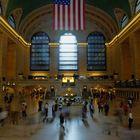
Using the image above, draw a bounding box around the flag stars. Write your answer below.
[54,0,70,5]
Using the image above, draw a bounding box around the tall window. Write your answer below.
[30,32,50,71]
[0,2,2,15]
[121,15,128,28]
[59,33,78,70]
[87,32,106,71]
[135,0,140,13]
[8,15,16,29]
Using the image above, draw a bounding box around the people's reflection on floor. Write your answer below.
[82,119,89,128]
[59,125,65,140]
[92,117,98,123]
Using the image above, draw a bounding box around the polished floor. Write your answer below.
[0,98,140,140]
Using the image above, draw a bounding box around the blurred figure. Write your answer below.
[82,101,87,119]
[104,103,109,116]
[89,102,94,118]
[123,103,129,116]
[97,100,101,112]
[128,112,133,130]
[115,107,123,124]
[97,100,104,113]
[59,102,63,111]
[38,99,43,112]
[54,101,58,112]
[21,101,27,118]
[128,98,132,108]
[52,103,56,118]
[43,102,48,122]
[4,94,8,103]
[59,113,65,128]
[10,96,20,124]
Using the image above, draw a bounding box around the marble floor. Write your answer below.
[0,99,140,140]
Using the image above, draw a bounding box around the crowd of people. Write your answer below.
[0,89,136,131]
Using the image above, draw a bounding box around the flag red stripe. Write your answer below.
[78,0,81,30]
[83,0,85,30]
[53,0,85,31]
[68,4,70,30]
[58,5,60,30]
[73,0,76,30]
[63,5,65,30]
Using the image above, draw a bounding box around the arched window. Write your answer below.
[59,33,78,70]
[30,32,50,71]
[0,2,2,15]
[8,15,16,29]
[87,32,106,71]
[121,15,128,28]
[135,0,140,13]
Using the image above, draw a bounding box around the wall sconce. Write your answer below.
[6,81,16,86]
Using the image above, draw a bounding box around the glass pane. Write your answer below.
[59,57,77,61]
[121,15,128,28]
[135,0,140,13]
[8,15,16,29]
[87,32,106,71]
[30,32,50,71]
[59,33,78,70]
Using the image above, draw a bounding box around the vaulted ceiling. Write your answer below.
[6,0,131,22]
[4,0,133,42]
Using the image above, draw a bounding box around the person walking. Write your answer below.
[21,101,27,118]
[89,102,94,118]
[82,101,87,119]
[104,102,109,116]
[59,113,65,128]
[38,99,43,112]
[52,103,56,119]
[128,112,133,130]
[43,102,48,122]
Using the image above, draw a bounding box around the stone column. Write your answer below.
[1,34,8,81]
[0,34,3,107]
[106,45,113,77]
[16,45,25,78]
[129,33,136,78]
[131,31,140,78]
[6,42,16,81]
[112,43,122,80]
[120,39,132,80]
[0,34,8,108]
[50,45,58,77]
[0,34,3,81]
[24,46,30,79]
[78,45,87,76]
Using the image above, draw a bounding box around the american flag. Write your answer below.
[53,0,85,31]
